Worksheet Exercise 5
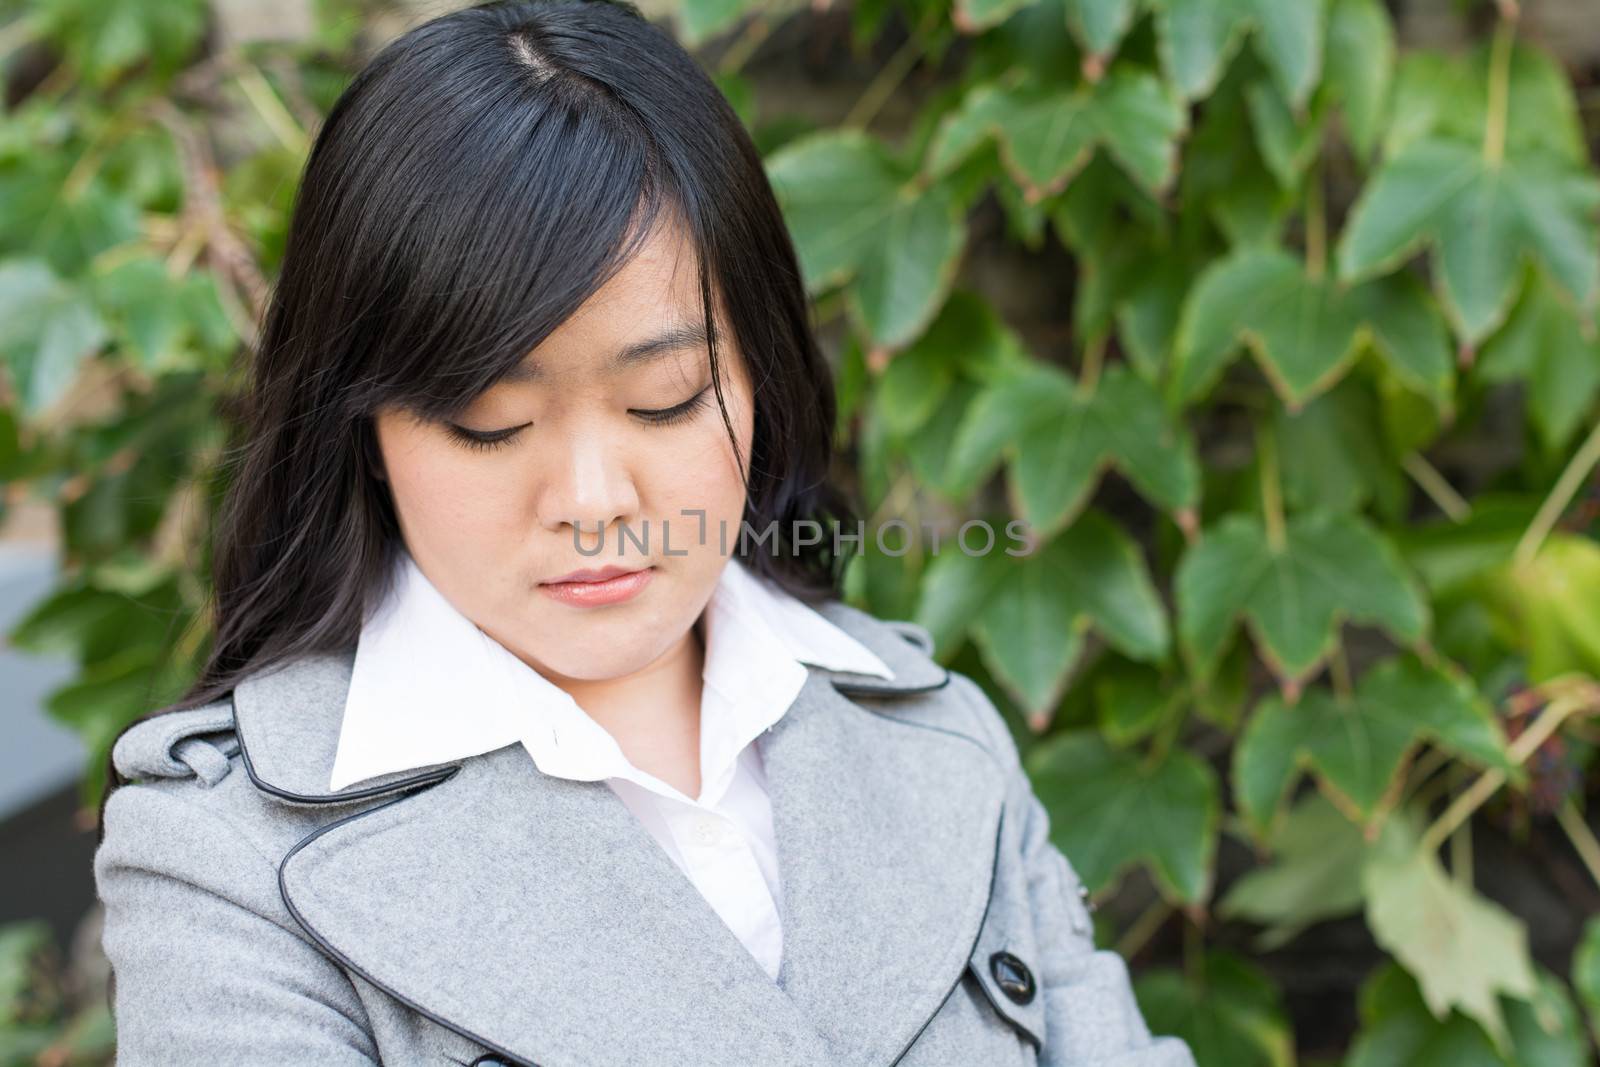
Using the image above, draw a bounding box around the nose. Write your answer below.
[536,427,641,548]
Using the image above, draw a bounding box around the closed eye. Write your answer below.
[632,385,712,426]
[442,385,712,453]
[442,422,527,453]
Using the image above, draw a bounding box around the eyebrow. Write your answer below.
[498,320,710,385]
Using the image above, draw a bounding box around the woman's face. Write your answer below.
[373,217,755,685]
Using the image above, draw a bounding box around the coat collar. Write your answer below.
[327,553,898,794]
[233,599,949,804]
[234,602,1003,1067]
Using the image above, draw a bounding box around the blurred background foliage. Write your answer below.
[1,0,1599,1063]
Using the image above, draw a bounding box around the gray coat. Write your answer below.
[96,600,1198,1067]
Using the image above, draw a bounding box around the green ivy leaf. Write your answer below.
[948,361,1200,536]
[1028,729,1219,903]
[916,511,1169,717]
[1175,510,1429,688]
[1382,41,1586,166]
[674,0,761,47]
[952,0,1034,35]
[767,130,966,350]
[1232,655,1511,837]
[1149,0,1328,109]
[1134,951,1295,1067]
[926,65,1187,200]
[875,289,1032,438]
[1245,78,1328,189]
[47,641,164,757]
[1065,0,1142,64]
[1094,662,1186,747]
[1362,813,1540,1055]
[1575,916,1600,1047]
[1216,790,1367,949]
[0,165,142,276]
[1050,156,1181,367]
[1322,0,1395,160]
[0,257,109,416]
[1171,247,1453,412]
[1348,962,1588,1067]
[1503,967,1592,1067]
[1177,69,1292,247]
[1476,268,1600,456]
[1481,532,1600,683]
[1336,138,1600,345]
[1275,376,1408,518]
[0,921,53,1010]
[35,0,208,86]
[1389,493,1541,597]
[1118,254,1191,380]
[93,256,237,371]
[0,404,21,481]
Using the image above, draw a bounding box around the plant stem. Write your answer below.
[1483,14,1516,167]
[1329,639,1352,702]
[1401,745,1454,805]
[1114,896,1174,961]
[1514,415,1600,567]
[1419,688,1594,853]
[1401,451,1472,522]
[1556,799,1600,891]
[1304,162,1326,282]
[0,13,40,66]
[717,12,776,77]
[1076,332,1105,400]
[1449,764,1474,887]
[715,0,813,77]
[1257,418,1287,553]
[1142,698,1186,772]
[844,31,925,131]
[235,63,309,157]
[63,113,137,199]
[1182,909,1201,982]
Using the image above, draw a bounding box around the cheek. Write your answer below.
[381,434,522,542]
[633,425,749,559]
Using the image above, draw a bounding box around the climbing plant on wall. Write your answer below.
[2,0,1599,1061]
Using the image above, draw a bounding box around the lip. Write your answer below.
[538,564,654,607]
[541,564,649,585]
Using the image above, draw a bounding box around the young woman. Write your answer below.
[94,2,1197,1065]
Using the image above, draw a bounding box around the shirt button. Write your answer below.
[693,816,725,846]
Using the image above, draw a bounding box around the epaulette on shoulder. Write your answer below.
[883,619,935,656]
[112,699,239,788]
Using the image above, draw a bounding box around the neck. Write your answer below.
[549,613,709,797]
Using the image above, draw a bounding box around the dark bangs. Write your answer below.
[293,4,674,424]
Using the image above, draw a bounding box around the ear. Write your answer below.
[362,419,389,483]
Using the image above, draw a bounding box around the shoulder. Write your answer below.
[97,704,292,935]
[101,700,325,874]
[813,600,1020,771]
[111,699,240,788]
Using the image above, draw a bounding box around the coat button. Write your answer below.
[988,950,1036,1004]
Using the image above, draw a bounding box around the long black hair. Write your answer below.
[103,0,855,803]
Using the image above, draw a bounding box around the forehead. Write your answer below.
[500,217,710,387]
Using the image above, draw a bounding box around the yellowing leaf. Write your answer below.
[1362,813,1539,1054]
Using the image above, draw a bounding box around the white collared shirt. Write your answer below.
[328,549,894,981]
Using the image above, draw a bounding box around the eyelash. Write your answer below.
[443,386,713,453]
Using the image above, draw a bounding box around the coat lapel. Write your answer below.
[239,602,1005,1067]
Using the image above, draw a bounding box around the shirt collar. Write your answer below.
[327,550,893,799]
